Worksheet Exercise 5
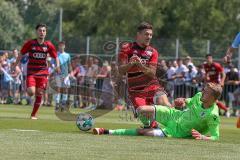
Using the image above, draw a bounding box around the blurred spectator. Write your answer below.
[172,58,188,98]
[223,61,232,74]
[1,52,12,103]
[8,49,19,64]
[10,62,22,104]
[185,65,197,97]
[224,64,239,107]
[19,54,31,105]
[228,88,240,117]
[98,61,114,109]
[54,41,71,111]
[192,65,205,91]
[156,60,168,89]
[166,61,176,101]
[69,57,86,108]
[96,60,109,91]
[225,64,239,85]
[83,57,99,108]
[184,56,197,72]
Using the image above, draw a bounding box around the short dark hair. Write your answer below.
[35,23,47,30]
[177,58,182,62]
[137,22,153,32]
[58,41,65,45]
[205,54,212,58]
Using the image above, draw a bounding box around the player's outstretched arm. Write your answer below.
[224,32,240,62]
[191,129,211,140]
[191,128,219,141]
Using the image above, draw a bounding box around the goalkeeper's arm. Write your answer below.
[192,115,220,141]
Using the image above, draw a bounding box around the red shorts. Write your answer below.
[26,76,48,90]
[129,85,166,109]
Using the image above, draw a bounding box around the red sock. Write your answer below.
[31,95,42,117]
[237,117,240,128]
[216,101,228,112]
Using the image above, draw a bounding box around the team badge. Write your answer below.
[42,47,48,52]
[200,111,205,117]
[32,47,36,51]
[213,115,218,121]
[146,50,153,57]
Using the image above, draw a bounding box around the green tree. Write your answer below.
[0,1,24,49]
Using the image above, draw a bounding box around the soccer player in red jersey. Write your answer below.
[118,22,171,126]
[13,24,60,120]
[203,54,228,112]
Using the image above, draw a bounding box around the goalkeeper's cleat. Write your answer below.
[93,128,105,135]
[237,118,240,128]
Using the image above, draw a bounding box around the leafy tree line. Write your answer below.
[1,0,240,56]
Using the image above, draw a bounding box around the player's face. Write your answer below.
[137,29,153,46]
[36,27,47,40]
[58,44,65,52]
[206,56,213,64]
[13,49,18,58]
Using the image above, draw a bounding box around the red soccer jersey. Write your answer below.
[203,62,223,83]
[118,42,160,94]
[21,39,57,76]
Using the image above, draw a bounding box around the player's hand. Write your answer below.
[56,66,61,74]
[191,129,209,140]
[129,55,142,65]
[174,98,185,108]
[223,53,232,63]
[11,62,17,69]
[220,81,225,87]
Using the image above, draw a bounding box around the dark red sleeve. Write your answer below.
[20,40,32,55]
[215,63,223,73]
[47,41,57,58]
[148,48,158,67]
[150,49,158,64]
[118,43,130,65]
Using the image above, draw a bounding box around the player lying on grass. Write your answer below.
[93,82,221,140]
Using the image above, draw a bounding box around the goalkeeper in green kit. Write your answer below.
[93,82,221,140]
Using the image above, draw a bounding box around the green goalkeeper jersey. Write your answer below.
[157,92,220,140]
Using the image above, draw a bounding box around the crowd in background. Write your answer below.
[0,49,240,117]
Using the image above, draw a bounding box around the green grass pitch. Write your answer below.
[0,105,239,160]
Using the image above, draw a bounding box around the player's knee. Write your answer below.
[137,129,144,135]
[27,89,35,97]
[155,94,171,107]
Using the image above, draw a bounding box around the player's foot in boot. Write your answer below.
[30,116,38,120]
[93,128,105,135]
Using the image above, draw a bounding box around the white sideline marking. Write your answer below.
[11,129,40,132]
